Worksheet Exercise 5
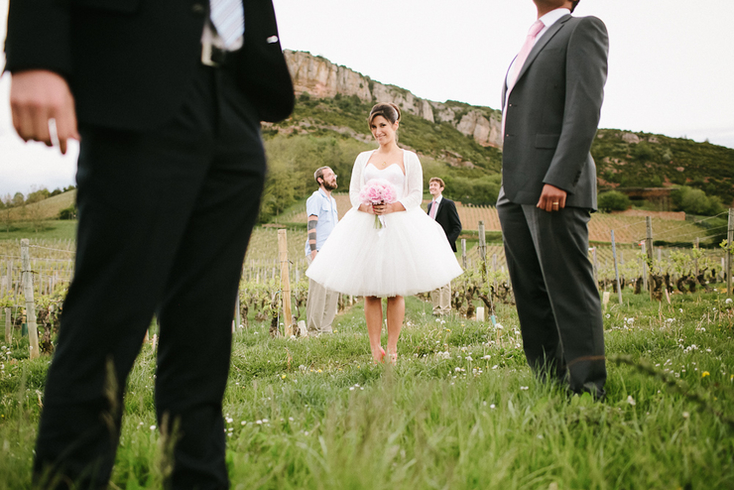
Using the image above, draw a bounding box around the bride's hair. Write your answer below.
[368,103,401,126]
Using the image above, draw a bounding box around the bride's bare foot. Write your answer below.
[386,350,397,365]
[373,346,386,364]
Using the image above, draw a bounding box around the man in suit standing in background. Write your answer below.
[305,166,339,335]
[427,177,462,316]
[497,0,608,398]
[5,0,293,487]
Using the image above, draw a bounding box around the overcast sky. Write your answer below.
[1,0,732,197]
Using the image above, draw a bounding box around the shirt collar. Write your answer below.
[433,195,443,204]
[318,187,333,200]
[539,8,571,30]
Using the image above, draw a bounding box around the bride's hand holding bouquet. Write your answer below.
[358,179,397,228]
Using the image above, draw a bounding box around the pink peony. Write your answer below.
[358,179,397,229]
[358,179,397,206]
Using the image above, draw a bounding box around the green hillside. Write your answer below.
[4,95,731,229]
[593,129,734,206]
[259,95,734,223]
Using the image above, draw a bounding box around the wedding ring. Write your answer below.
[552,202,559,206]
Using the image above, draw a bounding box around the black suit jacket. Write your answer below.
[501,15,608,210]
[427,198,462,252]
[4,0,294,129]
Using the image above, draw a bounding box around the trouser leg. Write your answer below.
[155,144,264,490]
[431,288,440,315]
[154,65,265,490]
[439,283,451,315]
[34,127,213,488]
[431,283,451,315]
[306,256,338,334]
[498,199,564,381]
[520,204,606,397]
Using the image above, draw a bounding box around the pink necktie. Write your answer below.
[430,200,438,219]
[506,20,544,92]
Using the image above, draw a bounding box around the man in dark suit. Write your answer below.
[427,177,462,315]
[497,0,608,398]
[5,0,294,487]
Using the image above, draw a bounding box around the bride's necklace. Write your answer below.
[376,150,400,169]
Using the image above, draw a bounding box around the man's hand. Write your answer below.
[311,250,317,261]
[536,184,567,213]
[10,70,80,154]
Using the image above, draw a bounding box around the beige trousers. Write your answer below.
[431,282,452,316]
[306,255,339,334]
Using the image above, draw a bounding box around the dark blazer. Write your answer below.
[501,15,608,211]
[4,0,294,128]
[427,198,462,252]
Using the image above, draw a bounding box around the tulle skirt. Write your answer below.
[306,206,463,297]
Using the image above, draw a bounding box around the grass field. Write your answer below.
[0,220,77,241]
[1,289,732,489]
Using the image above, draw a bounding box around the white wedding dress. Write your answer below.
[306,156,463,297]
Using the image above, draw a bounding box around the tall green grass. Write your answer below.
[1,290,732,489]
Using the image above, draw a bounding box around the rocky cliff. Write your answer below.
[284,50,503,148]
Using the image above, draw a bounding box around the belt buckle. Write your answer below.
[201,39,220,67]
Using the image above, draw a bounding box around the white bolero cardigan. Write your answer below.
[348,149,424,211]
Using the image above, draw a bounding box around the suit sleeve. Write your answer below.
[542,17,608,191]
[5,0,73,77]
[445,201,462,244]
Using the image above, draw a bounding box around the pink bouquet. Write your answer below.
[358,179,397,229]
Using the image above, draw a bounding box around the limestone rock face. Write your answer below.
[285,51,371,101]
[284,50,502,148]
[457,111,502,148]
[621,132,641,144]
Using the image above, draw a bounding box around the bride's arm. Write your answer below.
[379,153,420,215]
[397,152,423,210]
[350,152,373,213]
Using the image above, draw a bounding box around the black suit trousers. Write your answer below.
[497,198,606,398]
[34,63,265,489]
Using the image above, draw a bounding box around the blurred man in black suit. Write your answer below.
[5,0,294,487]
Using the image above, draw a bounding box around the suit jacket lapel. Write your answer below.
[511,14,571,95]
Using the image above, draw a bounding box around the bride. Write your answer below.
[306,102,463,363]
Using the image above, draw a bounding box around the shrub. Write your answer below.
[597,191,631,212]
[671,186,723,216]
[58,205,77,220]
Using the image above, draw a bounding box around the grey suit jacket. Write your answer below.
[501,14,608,211]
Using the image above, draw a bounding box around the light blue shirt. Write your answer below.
[305,189,339,256]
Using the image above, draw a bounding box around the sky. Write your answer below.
[1,0,733,197]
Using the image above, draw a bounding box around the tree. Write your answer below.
[671,186,723,216]
[1,194,13,232]
[27,186,50,204]
[597,191,631,212]
[11,192,25,207]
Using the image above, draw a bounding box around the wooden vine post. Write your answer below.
[611,230,623,304]
[277,230,294,336]
[645,217,654,300]
[21,239,40,359]
[4,308,11,344]
[461,239,467,269]
[478,221,487,266]
[727,208,733,297]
